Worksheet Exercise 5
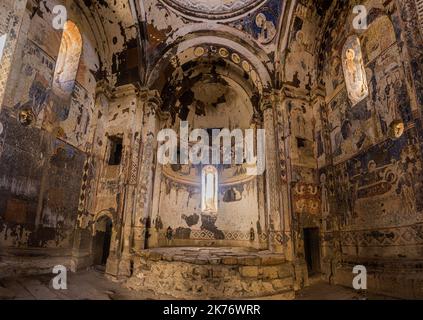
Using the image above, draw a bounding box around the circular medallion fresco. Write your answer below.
[161,0,266,19]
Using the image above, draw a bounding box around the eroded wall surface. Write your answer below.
[283,0,423,298]
[0,0,137,276]
[1,0,422,300]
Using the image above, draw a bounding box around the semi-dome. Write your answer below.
[161,0,266,19]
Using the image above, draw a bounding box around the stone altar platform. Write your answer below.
[125,247,295,299]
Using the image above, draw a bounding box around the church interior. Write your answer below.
[0,0,422,300]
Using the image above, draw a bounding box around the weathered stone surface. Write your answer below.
[262,266,280,279]
[240,266,259,278]
[260,255,286,266]
[222,257,238,265]
[239,256,262,266]
[271,278,293,290]
[125,247,295,299]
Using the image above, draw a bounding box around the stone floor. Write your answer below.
[0,269,396,300]
[294,276,397,300]
[0,269,173,300]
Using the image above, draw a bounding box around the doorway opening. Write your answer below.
[303,227,321,276]
[93,216,113,268]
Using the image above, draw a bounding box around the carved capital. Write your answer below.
[95,80,113,100]
[310,82,326,102]
[113,83,140,99]
[141,89,162,109]
[148,93,162,107]
[157,110,171,121]
[260,92,275,112]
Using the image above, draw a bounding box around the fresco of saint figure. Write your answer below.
[342,36,369,106]
[255,13,276,44]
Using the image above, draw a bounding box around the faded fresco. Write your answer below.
[0,0,422,300]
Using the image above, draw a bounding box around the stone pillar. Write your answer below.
[251,117,268,250]
[0,0,29,111]
[311,85,338,282]
[274,90,294,260]
[148,110,171,248]
[261,93,283,253]
[103,84,141,278]
[71,80,112,272]
[132,90,161,253]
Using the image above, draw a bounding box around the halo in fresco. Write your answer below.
[162,0,266,19]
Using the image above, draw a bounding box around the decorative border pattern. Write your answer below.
[340,223,423,247]
[172,229,252,241]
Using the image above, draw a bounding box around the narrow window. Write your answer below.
[0,34,6,62]
[201,165,218,213]
[53,21,82,96]
[108,136,123,166]
[297,137,306,148]
[342,36,369,106]
[416,0,423,30]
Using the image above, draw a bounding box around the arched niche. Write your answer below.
[149,39,268,249]
[92,214,114,267]
[147,35,273,102]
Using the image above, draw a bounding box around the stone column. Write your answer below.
[311,85,338,282]
[71,80,112,272]
[104,84,141,278]
[132,90,161,253]
[274,90,294,260]
[251,117,268,250]
[148,110,171,248]
[261,93,283,253]
[0,0,28,111]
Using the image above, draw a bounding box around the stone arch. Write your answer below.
[73,0,112,61]
[274,0,298,87]
[146,34,274,120]
[147,34,274,91]
[91,211,116,267]
[92,210,117,235]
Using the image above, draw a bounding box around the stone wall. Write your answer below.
[275,0,423,297]
[312,0,423,298]
[0,0,137,277]
[126,247,294,299]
